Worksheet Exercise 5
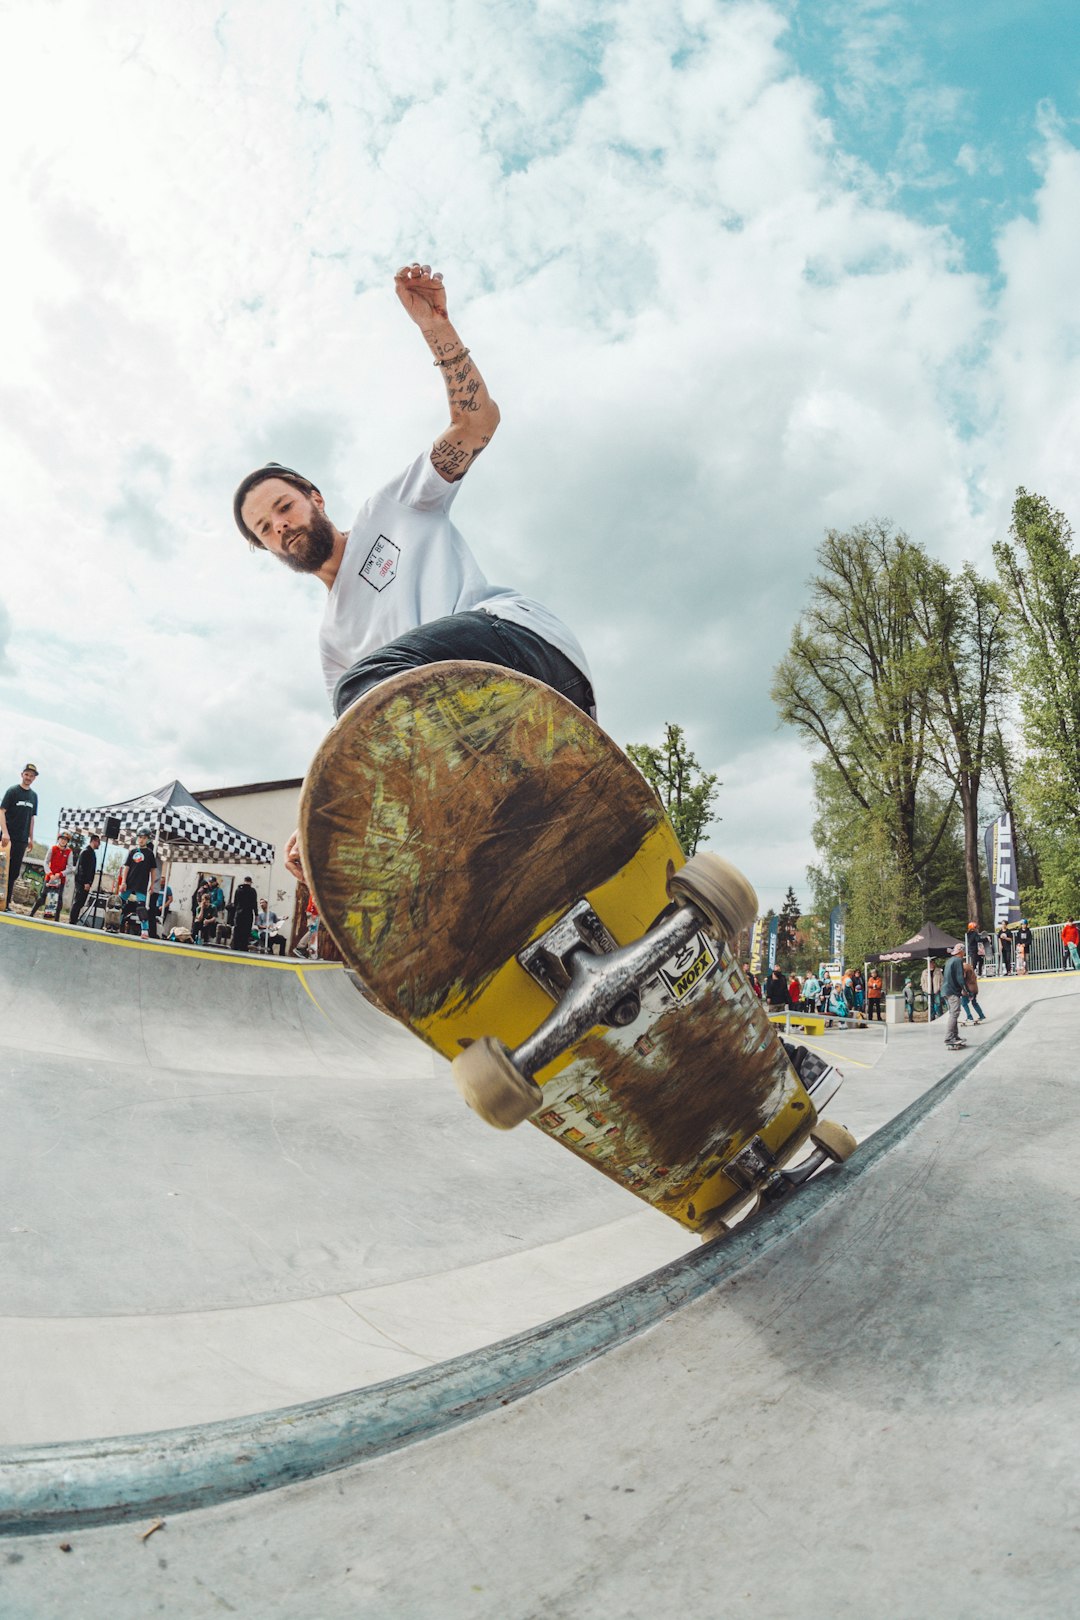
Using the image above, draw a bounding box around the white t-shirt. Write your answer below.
[318,452,592,707]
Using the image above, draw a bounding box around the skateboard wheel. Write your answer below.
[696,1212,732,1244]
[667,853,758,943]
[809,1120,857,1163]
[451,1037,544,1130]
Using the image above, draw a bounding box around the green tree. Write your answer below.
[843,818,920,967]
[994,488,1080,917]
[776,886,801,965]
[911,562,1009,926]
[771,522,950,880]
[806,758,923,955]
[626,723,719,856]
[793,910,830,975]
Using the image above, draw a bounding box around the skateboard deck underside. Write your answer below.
[302,663,815,1231]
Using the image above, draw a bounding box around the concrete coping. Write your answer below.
[0,1004,1029,1537]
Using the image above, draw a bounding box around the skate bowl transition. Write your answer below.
[0,911,1077,1618]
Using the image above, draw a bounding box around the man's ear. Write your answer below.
[310,488,326,512]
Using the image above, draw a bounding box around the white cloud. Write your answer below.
[0,0,1076,912]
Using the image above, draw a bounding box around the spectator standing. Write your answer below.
[68,834,101,926]
[116,830,158,939]
[742,965,762,998]
[903,978,916,1022]
[148,881,173,939]
[965,924,981,970]
[29,832,74,917]
[851,968,865,1012]
[787,972,801,1009]
[942,945,967,1051]
[231,877,259,951]
[997,924,1012,976]
[866,969,884,1021]
[1061,919,1079,971]
[764,967,790,1008]
[960,961,987,1024]
[801,971,820,1011]
[295,895,321,959]
[1015,919,1033,974]
[921,961,944,1020]
[977,931,989,975]
[1,763,39,907]
[817,973,832,1014]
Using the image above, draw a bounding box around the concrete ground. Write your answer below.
[1,912,1078,1617]
[0,915,692,1441]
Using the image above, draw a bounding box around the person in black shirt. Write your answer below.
[997,924,1012,975]
[1015,919,1033,974]
[68,834,101,926]
[764,967,791,1008]
[116,830,158,938]
[231,877,259,951]
[1,763,39,906]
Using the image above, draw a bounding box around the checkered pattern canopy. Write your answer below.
[58,780,275,866]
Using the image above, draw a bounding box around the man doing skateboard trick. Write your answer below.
[233,262,593,880]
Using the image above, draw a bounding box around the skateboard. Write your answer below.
[300,662,853,1237]
[0,846,7,911]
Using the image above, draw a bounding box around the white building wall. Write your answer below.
[163,782,302,936]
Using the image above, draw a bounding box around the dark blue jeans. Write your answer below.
[332,611,595,721]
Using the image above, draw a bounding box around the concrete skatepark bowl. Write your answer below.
[1,912,1078,1617]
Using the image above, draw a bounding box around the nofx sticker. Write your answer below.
[359,535,400,591]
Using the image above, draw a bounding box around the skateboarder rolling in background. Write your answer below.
[233,261,594,883]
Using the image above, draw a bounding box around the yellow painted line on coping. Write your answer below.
[0,911,341,972]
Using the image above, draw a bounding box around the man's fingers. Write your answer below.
[394,263,444,286]
[284,828,307,884]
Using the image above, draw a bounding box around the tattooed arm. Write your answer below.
[394,261,501,483]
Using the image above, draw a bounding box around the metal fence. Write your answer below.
[982,922,1075,978]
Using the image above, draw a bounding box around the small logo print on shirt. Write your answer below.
[359,535,400,591]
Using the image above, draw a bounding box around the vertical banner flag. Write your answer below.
[983,812,1022,926]
[749,916,765,975]
[829,904,846,965]
[767,915,780,971]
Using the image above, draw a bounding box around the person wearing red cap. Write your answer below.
[29,831,73,918]
[233,262,593,883]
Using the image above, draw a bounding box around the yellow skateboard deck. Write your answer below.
[301,662,839,1235]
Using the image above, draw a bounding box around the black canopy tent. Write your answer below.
[866,920,963,965]
[58,780,275,932]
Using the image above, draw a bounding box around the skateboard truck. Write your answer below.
[453,850,754,1129]
[518,900,642,1029]
[722,1122,856,1207]
[513,900,702,1078]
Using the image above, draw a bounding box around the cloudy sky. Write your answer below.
[1,0,1077,912]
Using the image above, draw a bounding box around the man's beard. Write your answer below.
[280,505,335,575]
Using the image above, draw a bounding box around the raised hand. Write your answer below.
[394,262,448,327]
